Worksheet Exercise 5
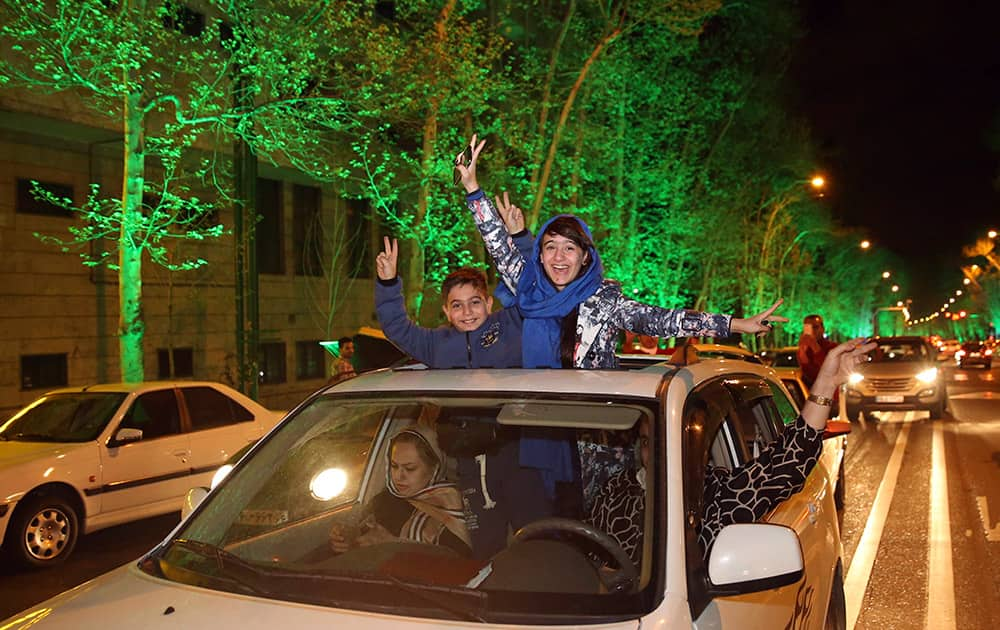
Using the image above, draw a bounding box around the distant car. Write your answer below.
[936,339,961,362]
[844,336,947,419]
[955,341,992,369]
[0,381,284,568]
[770,346,801,368]
[7,360,849,629]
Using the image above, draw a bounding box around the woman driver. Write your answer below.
[329,425,470,555]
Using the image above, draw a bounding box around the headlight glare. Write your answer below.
[848,372,864,385]
[916,367,939,383]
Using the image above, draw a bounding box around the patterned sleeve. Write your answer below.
[610,295,732,339]
[465,190,526,294]
[698,416,823,556]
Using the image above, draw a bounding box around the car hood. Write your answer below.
[0,440,92,470]
[0,563,641,630]
[857,362,935,378]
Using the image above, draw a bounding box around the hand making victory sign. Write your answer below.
[455,133,487,194]
[730,298,790,336]
[493,190,525,234]
[376,236,399,281]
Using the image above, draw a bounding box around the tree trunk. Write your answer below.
[119,88,146,382]
[528,24,622,230]
[528,0,575,195]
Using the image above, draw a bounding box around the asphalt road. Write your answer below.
[1,363,999,626]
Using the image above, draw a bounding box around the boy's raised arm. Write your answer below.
[374,237,436,365]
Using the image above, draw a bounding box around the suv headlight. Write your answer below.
[916,367,939,383]
[848,372,864,385]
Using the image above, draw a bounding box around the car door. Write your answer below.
[179,385,263,488]
[718,376,837,630]
[99,388,194,517]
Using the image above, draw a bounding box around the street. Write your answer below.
[1,364,999,627]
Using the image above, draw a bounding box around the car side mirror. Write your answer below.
[181,487,209,522]
[823,419,851,440]
[111,427,143,445]
[706,523,803,595]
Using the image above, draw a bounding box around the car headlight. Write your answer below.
[916,367,939,383]
[848,372,864,385]
[211,464,234,490]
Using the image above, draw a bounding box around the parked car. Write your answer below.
[3,359,849,629]
[844,336,947,419]
[0,381,284,568]
[955,341,992,369]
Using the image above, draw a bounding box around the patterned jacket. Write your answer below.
[466,190,732,368]
[589,415,823,563]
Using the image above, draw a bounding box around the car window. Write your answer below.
[120,390,181,439]
[182,386,254,430]
[771,381,801,426]
[871,340,929,362]
[0,393,127,442]
[725,378,782,457]
[157,393,659,621]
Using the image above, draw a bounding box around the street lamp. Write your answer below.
[860,240,871,250]
[891,285,899,292]
[810,176,826,190]
[989,229,997,239]
[882,271,891,279]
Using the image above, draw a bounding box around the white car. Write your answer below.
[2,361,848,629]
[0,381,284,568]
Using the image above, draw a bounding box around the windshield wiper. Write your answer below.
[381,572,488,623]
[168,539,270,596]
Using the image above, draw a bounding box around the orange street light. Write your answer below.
[860,240,871,250]
[810,176,826,189]
[882,271,891,279]
[989,230,997,239]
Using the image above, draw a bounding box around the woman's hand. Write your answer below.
[456,133,487,194]
[812,338,877,396]
[802,338,876,430]
[354,522,397,547]
[494,191,525,233]
[328,523,350,554]
[731,299,790,336]
[375,236,398,281]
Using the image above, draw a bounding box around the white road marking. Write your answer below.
[845,411,914,630]
[949,390,998,400]
[927,421,956,629]
[976,496,1000,542]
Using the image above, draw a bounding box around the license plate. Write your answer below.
[875,395,904,403]
[237,509,289,526]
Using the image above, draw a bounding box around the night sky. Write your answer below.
[791,1,1000,315]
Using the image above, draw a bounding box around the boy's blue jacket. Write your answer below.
[375,278,524,368]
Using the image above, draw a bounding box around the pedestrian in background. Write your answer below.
[329,336,357,385]
[797,314,835,388]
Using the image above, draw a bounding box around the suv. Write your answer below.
[844,336,947,419]
[5,362,848,629]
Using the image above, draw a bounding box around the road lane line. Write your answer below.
[927,421,956,629]
[845,412,914,630]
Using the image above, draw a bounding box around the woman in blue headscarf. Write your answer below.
[457,135,784,369]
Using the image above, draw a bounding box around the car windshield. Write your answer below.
[871,341,929,362]
[961,342,983,351]
[148,392,658,623]
[771,349,799,368]
[0,392,127,442]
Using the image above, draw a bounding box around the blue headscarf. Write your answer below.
[516,215,603,368]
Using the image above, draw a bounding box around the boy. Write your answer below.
[374,236,525,369]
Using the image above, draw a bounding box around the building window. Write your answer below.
[296,340,326,380]
[293,184,323,277]
[346,197,372,279]
[21,354,68,390]
[257,178,284,274]
[16,179,74,217]
[157,347,194,378]
[259,342,287,385]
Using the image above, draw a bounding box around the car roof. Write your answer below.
[329,360,777,400]
[41,381,232,396]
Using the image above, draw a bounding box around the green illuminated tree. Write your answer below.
[0,0,367,381]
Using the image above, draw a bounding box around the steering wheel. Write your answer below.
[512,517,638,593]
